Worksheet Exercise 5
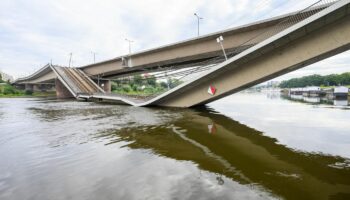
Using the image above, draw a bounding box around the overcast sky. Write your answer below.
[0,0,349,80]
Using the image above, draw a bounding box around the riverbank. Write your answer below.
[320,85,350,89]
[281,86,349,98]
[0,83,56,98]
[0,92,56,98]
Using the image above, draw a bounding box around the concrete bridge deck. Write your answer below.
[51,65,105,98]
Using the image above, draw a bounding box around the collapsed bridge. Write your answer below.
[14,0,350,107]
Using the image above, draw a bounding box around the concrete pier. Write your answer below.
[55,79,74,98]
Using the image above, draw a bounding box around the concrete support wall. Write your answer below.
[55,79,74,98]
[24,83,55,92]
[33,85,40,91]
[15,84,25,90]
[97,80,111,93]
[39,84,56,92]
[25,84,34,91]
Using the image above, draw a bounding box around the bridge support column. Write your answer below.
[25,84,34,92]
[33,85,40,92]
[24,84,55,92]
[39,84,55,92]
[98,80,111,93]
[55,79,74,98]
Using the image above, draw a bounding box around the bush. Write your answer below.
[25,90,33,95]
[133,75,143,85]
[111,82,118,91]
[3,85,15,95]
[160,81,168,89]
[131,85,138,91]
[146,76,157,87]
[122,85,131,93]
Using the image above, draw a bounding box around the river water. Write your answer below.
[0,92,349,200]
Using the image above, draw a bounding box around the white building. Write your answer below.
[334,86,349,94]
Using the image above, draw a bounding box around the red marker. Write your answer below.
[208,85,216,95]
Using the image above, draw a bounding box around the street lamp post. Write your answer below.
[91,51,97,63]
[68,53,72,67]
[125,38,134,55]
[125,38,134,67]
[216,36,227,60]
[194,13,203,37]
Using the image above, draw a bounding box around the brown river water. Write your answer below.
[0,92,349,200]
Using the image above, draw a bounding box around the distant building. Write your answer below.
[266,81,280,88]
[0,71,14,82]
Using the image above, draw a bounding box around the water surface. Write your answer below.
[0,92,349,200]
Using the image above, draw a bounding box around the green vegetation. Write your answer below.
[279,72,350,88]
[0,83,55,98]
[112,75,183,97]
[0,84,25,97]
[1,73,56,97]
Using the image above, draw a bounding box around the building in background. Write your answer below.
[266,81,280,88]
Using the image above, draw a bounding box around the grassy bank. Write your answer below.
[319,85,350,89]
[0,83,56,98]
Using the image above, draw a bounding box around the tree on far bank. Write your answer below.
[279,72,350,88]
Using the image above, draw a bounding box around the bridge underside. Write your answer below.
[13,0,350,108]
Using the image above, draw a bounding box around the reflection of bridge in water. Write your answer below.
[14,0,350,107]
[95,107,350,200]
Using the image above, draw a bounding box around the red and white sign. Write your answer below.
[207,85,216,96]
[208,123,217,134]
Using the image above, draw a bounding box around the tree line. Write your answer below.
[279,72,350,88]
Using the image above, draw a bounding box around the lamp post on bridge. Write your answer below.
[68,53,73,67]
[91,51,97,63]
[125,38,134,55]
[194,13,203,37]
[125,38,134,67]
[216,35,227,61]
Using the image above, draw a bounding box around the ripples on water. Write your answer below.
[0,93,349,200]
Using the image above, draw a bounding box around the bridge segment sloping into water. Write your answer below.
[51,65,105,98]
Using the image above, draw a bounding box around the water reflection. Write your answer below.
[97,107,350,200]
[1,99,277,200]
[303,96,321,103]
[286,93,349,106]
[1,98,350,200]
[334,99,349,106]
